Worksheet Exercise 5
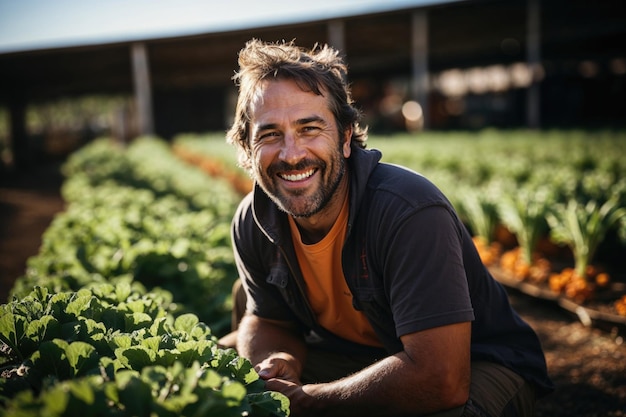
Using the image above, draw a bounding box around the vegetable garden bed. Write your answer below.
[174,130,626,331]
[2,129,625,416]
[490,265,626,333]
[1,137,289,416]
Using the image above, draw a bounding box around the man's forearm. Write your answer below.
[236,314,308,378]
[272,323,472,417]
[241,318,470,416]
[291,351,467,417]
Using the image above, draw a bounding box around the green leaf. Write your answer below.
[0,312,23,357]
[32,339,70,379]
[115,281,133,303]
[197,368,223,390]
[248,391,291,417]
[189,322,213,340]
[99,356,120,379]
[26,315,61,344]
[209,347,238,375]
[170,238,190,258]
[116,370,153,417]
[79,318,107,336]
[220,380,246,402]
[31,286,50,303]
[42,383,71,415]
[69,379,96,405]
[66,341,99,377]
[116,345,155,370]
[104,378,120,404]
[149,316,169,337]
[227,355,259,385]
[110,334,132,350]
[124,299,148,314]
[156,349,178,367]
[101,307,125,331]
[65,295,94,319]
[124,312,153,332]
[141,336,161,352]
[174,313,199,333]
[47,292,73,321]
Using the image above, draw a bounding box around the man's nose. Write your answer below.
[279,133,306,164]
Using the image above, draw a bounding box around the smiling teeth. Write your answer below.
[281,169,315,181]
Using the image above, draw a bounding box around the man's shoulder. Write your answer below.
[367,162,446,205]
[232,192,257,239]
[232,189,285,246]
[233,191,255,222]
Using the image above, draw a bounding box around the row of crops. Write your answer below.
[369,130,626,306]
[174,130,626,306]
[1,137,289,416]
[2,129,626,415]
[365,130,626,303]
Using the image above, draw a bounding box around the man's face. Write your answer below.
[248,79,351,218]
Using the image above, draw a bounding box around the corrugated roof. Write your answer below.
[0,0,458,54]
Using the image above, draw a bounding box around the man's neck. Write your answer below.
[292,180,350,245]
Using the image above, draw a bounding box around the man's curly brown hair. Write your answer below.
[226,39,368,173]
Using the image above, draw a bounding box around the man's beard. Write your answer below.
[255,150,346,218]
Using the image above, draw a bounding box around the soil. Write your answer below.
[0,162,625,416]
[0,161,65,301]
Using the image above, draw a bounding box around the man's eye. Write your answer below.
[259,131,280,140]
[301,126,320,134]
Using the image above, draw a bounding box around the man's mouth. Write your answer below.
[278,168,316,182]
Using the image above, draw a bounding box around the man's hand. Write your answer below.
[256,352,302,384]
[237,314,307,381]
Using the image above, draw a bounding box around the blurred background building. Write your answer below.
[0,0,624,171]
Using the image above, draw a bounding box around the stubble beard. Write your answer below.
[256,150,347,218]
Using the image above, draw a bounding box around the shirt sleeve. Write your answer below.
[231,203,296,322]
[380,204,475,337]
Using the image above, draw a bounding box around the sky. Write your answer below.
[0,0,450,54]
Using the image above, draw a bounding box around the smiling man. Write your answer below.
[250,79,350,224]
[222,39,553,417]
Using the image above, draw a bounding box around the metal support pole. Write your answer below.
[327,19,346,55]
[411,10,429,130]
[526,0,541,129]
[8,95,29,170]
[131,42,154,137]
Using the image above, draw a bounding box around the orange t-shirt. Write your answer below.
[288,194,383,347]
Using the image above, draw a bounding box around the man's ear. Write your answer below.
[342,127,353,158]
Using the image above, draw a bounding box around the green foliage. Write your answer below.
[6,129,625,416]
[0,286,289,417]
[453,180,505,243]
[11,137,239,335]
[547,197,626,278]
[497,185,553,264]
[3,136,291,415]
[366,129,626,265]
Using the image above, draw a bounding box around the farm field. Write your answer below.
[1,130,625,416]
[177,129,626,320]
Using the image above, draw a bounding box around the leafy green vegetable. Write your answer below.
[547,197,626,279]
[1,285,289,416]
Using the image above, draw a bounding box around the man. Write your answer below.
[220,39,553,417]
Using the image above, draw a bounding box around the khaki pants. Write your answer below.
[224,280,537,417]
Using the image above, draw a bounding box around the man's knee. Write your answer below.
[462,361,536,417]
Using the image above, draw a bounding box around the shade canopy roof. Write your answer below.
[0,0,455,54]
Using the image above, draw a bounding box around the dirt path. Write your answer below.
[0,162,65,302]
[509,292,626,416]
[0,162,624,416]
